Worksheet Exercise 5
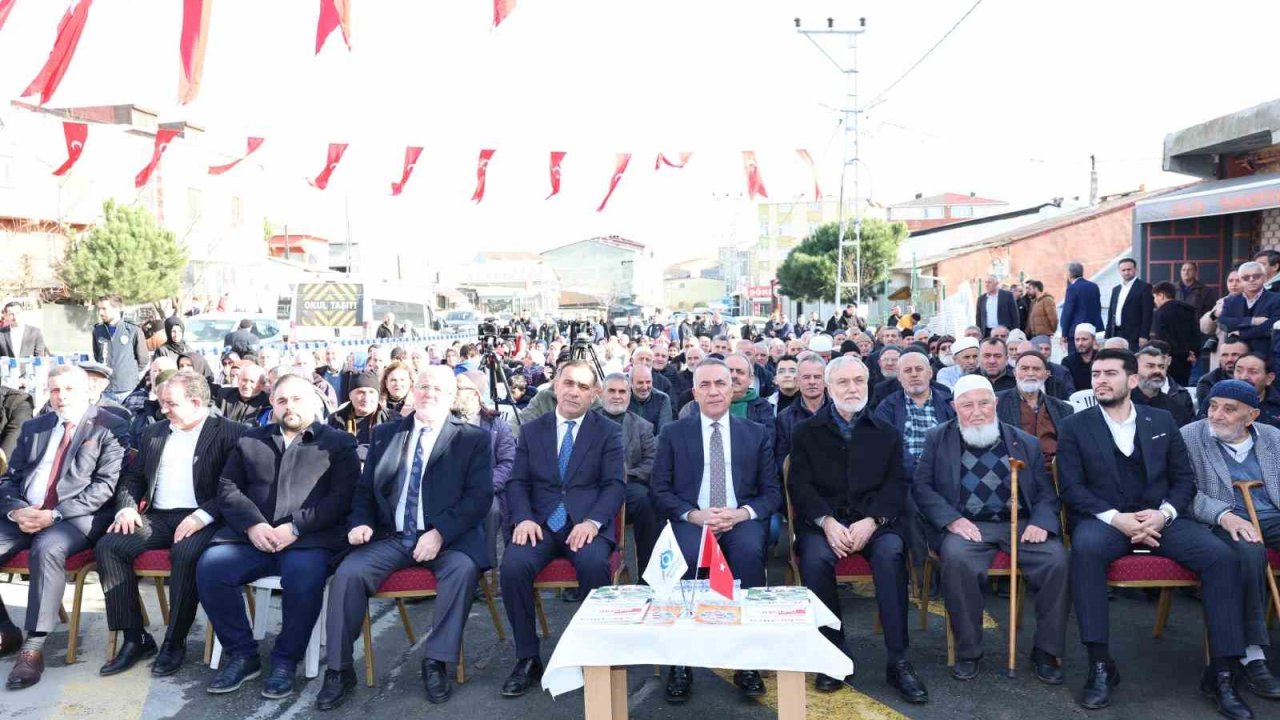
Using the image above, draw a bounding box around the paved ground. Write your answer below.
[0,549,1275,720]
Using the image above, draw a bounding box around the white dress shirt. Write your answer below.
[1112,279,1134,328]
[23,407,89,507]
[680,414,757,521]
[984,293,1000,328]
[1095,402,1177,525]
[150,417,213,524]
[395,418,440,533]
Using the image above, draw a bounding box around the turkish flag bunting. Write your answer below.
[390,146,423,196]
[315,0,352,54]
[546,151,566,199]
[493,0,517,27]
[52,121,88,177]
[309,143,348,189]
[596,153,632,212]
[134,128,180,189]
[697,525,735,600]
[471,149,495,203]
[22,0,96,105]
[208,137,264,176]
[655,152,692,170]
[742,151,768,200]
[796,149,821,200]
[178,0,212,105]
[0,0,16,34]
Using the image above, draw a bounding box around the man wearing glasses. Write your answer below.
[1218,261,1280,356]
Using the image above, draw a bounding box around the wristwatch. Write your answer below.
[50,509,64,523]
[873,516,888,528]
[1160,508,1175,527]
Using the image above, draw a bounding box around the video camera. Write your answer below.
[477,320,515,348]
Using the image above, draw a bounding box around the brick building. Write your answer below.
[886,192,1008,233]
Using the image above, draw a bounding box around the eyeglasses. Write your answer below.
[1241,273,1263,281]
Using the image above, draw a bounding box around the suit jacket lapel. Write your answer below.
[378,418,414,498]
[728,417,746,496]
[690,417,705,483]
[1134,409,1157,480]
[1085,407,1123,494]
[943,423,962,496]
[1198,423,1233,496]
[564,414,593,483]
[424,418,457,474]
[144,424,169,504]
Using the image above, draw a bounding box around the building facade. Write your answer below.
[540,235,661,310]
[887,192,1008,233]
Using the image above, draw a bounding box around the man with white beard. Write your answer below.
[913,374,1069,685]
[995,351,1075,464]
[936,337,980,389]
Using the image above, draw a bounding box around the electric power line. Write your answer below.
[865,0,985,108]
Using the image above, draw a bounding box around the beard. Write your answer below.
[959,420,1001,448]
[1016,379,1044,394]
[1138,376,1164,395]
[939,353,955,367]
[278,409,309,431]
[1208,421,1249,444]
[833,397,867,416]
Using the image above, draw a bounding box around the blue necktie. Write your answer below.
[548,420,575,532]
[402,427,430,545]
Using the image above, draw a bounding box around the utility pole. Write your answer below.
[796,16,866,310]
[1089,154,1099,206]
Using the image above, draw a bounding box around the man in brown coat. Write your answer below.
[1024,280,1059,337]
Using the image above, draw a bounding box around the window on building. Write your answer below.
[890,207,926,220]
[759,221,771,236]
[923,206,944,219]
[186,187,202,221]
[950,205,974,218]
[230,196,244,227]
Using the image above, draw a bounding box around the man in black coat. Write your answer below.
[789,356,928,703]
[1218,260,1280,356]
[1104,258,1154,351]
[975,275,1020,338]
[196,374,360,699]
[95,372,245,677]
[1130,346,1195,428]
[222,319,261,357]
[0,302,47,358]
[0,386,33,472]
[1149,281,1199,385]
[995,351,1074,464]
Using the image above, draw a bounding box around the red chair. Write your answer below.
[1105,553,1198,637]
[532,507,628,638]
[0,548,96,663]
[105,549,177,659]
[920,549,1025,666]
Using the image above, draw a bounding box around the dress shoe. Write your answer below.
[1201,668,1254,719]
[734,669,766,697]
[665,665,693,703]
[422,658,452,704]
[1242,659,1280,699]
[951,657,980,681]
[150,640,186,677]
[5,649,44,690]
[501,657,543,697]
[888,660,929,704]
[316,668,357,711]
[562,588,582,603]
[1080,661,1119,710]
[261,662,297,699]
[1032,655,1065,686]
[814,673,844,692]
[99,633,157,676]
[0,624,21,658]
[206,654,261,694]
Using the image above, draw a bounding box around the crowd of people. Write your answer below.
[0,253,1279,718]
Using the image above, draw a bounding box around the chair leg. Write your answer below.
[140,593,151,628]
[155,577,171,627]
[252,586,272,640]
[455,645,466,685]
[481,573,507,641]
[873,612,883,635]
[245,587,256,620]
[945,609,955,667]
[363,607,376,688]
[58,605,69,624]
[534,591,550,639]
[1015,578,1027,630]
[203,621,214,665]
[918,559,932,631]
[66,569,88,664]
[1153,588,1173,638]
[396,599,418,645]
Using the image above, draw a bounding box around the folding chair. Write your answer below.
[0,549,95,663]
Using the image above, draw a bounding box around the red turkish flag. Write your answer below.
[208,137,264,176]
[655,152,692,170]
[471,149,495,203]
[742,151,768,200]
[309,143,348,190]
[596,153,631,212]
[493,0,516,27]
[697,525,735,600]
[0,0,17,34]
[315,0,352,54]
[390,146,423,196]
[546,151,566,199]
[52,121,88,177]
[796,149,821,200]
[178,0,212,105]
[134,128,180,189]
[22,0,95,105]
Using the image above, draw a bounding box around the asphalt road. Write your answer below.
[0,549,1274,720]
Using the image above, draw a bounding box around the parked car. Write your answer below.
[184,312,285,349]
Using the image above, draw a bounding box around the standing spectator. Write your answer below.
[92,295,149,403]
[0,385,33,472]
[975,275,1019,338]
[152,316,190,360]
[1150,282,1198,386]
[0,302,47,358]
[1177,262,1217,326]
[375,312,396,339]
[1060,261,1104,356]
[1013,284,1033,334]
[222,319,260,357]
[1105,258,1154,351]
[1218,261,1280,357]
[1024,280,1059,338]
[1256,250,1280,293]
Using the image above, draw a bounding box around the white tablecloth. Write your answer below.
[542,588,853,697]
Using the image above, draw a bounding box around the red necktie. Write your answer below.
[41,422,75,510]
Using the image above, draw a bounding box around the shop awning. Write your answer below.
[1134,174,1280,223]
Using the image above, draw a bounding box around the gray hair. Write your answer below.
[1239,260,1265,275]
[161,369,212,406]
[795,351,826,370]
[1067,261,1084,279]
[824,355,868,386]
[603,372,629,386]
[51,364,88,383]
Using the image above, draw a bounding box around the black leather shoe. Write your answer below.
[734,669,766,697]
[99,633,157,676]
[501,657,543,697]
[261,662,296,699]
[1080,661,1119,710]
[423,658,452,704]
[888,660,929,704]
[1242,659,1280,700]
[562,588,582,603]
[0,624,21,657]
[316,668,357,711]
[206,654,262,694]
[951,657,980,681]
[150,639,187,676]
[1201,668,1254,719]
[665,665,693,703]
[1032,655,1065,685]
[814,673,843,692]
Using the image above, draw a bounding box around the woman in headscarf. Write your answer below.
[153,316,189,359]
[176,350,216,385]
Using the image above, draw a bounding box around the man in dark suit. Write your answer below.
[914,374,1069,684]
[95,371,244,676]
[1061,261,1104,356]
[1218,261,1280,357]
[975,275,1020,338]
[598,373,659,576]
[319,366,492,709]
[791,356,928,702]
[650,358,781,703]
[996,351,1074,464]
[0,303,47,358]
[0,386,34,473]
[1149,281,1199,385]
[498,360,625,697]
[196,373,360,698]
[0,365,127,688]
[222,319,260,357]
[1104,258,1154,351]
[1056,349,1253,717]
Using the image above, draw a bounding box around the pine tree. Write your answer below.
[776,218,908,302]
[60,200,188,304]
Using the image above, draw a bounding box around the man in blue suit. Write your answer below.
[1060,261,1104,356]
[651,357,781,704]
[498,360,625,697]
[319,366,493,709]
[1218,260,1280,357]
[1056,349,1252,718]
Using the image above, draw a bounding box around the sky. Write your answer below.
[0,0,1277,270]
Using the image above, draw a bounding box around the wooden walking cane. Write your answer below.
[1234,481,1280,621]
[1008,458,1025,679]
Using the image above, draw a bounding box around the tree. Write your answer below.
[60,200,188,305]
[776,217,908,302]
